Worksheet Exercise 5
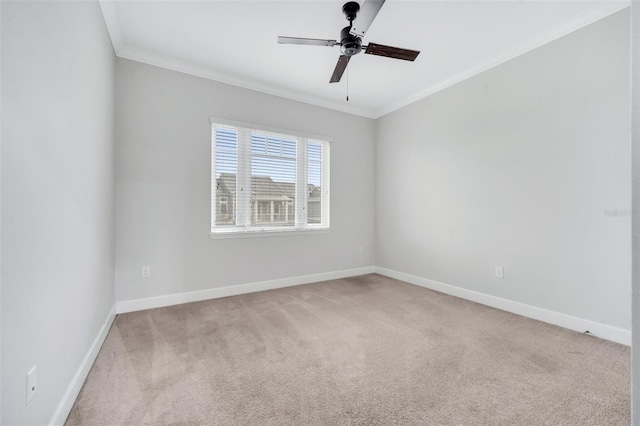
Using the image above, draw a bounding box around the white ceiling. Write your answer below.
[99,0,629,118]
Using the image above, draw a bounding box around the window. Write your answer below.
[211,118,330,235]
[219,197,228,215]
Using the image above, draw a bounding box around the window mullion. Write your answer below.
[211,125,217,230]
[321,142,331,228]
[296,138,308,226]
[237,127,252,227]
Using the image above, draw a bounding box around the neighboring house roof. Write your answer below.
[218,173,237,196]
[216,173,234,195]
[217,173,319,200]
[253,175,293,200]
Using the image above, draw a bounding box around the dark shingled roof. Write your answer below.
[217,173,319,199]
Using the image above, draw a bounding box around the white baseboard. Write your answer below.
[43,265,629,425]
[115,265,630,346]
[116,266,376,314]
[49,305,117,426]
[375,267,631,346]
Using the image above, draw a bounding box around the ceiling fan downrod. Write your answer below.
[276,0,420,84]
[340,2,363,57]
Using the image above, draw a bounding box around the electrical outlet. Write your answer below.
[496,266,504,279]
[359,246,364,255]
[26,366,37,405]
[141,266,151,278]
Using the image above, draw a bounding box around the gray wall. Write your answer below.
[0,2,632,423]
[375,10,631,331]
[631,1,639,423]
[114,59,375,302]
[1,1,115,424]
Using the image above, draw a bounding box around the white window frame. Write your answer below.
[210,117,331,237]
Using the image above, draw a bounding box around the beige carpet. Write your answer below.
[66,274,630,425]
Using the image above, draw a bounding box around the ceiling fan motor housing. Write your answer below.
[277,0,420,84]
[340,26,362,56]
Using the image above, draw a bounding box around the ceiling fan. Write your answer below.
[278,0,420,84]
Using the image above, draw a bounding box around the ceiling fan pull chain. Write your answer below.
[278,1,419,86]
[346,67,349,101]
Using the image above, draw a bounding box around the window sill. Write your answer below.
[209,227,331,239]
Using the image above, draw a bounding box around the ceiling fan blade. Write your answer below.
[349,0,385,38]
[278,36,337,47]
[330,55,351,83]
[365,43,420,61]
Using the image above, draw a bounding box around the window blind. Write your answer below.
[211,118,330,235]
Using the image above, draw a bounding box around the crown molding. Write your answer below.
[99,0,630,121]
[98,0,375,118]
[371,1,631,118]
[117,44,376,118]
[98,0,122,57]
